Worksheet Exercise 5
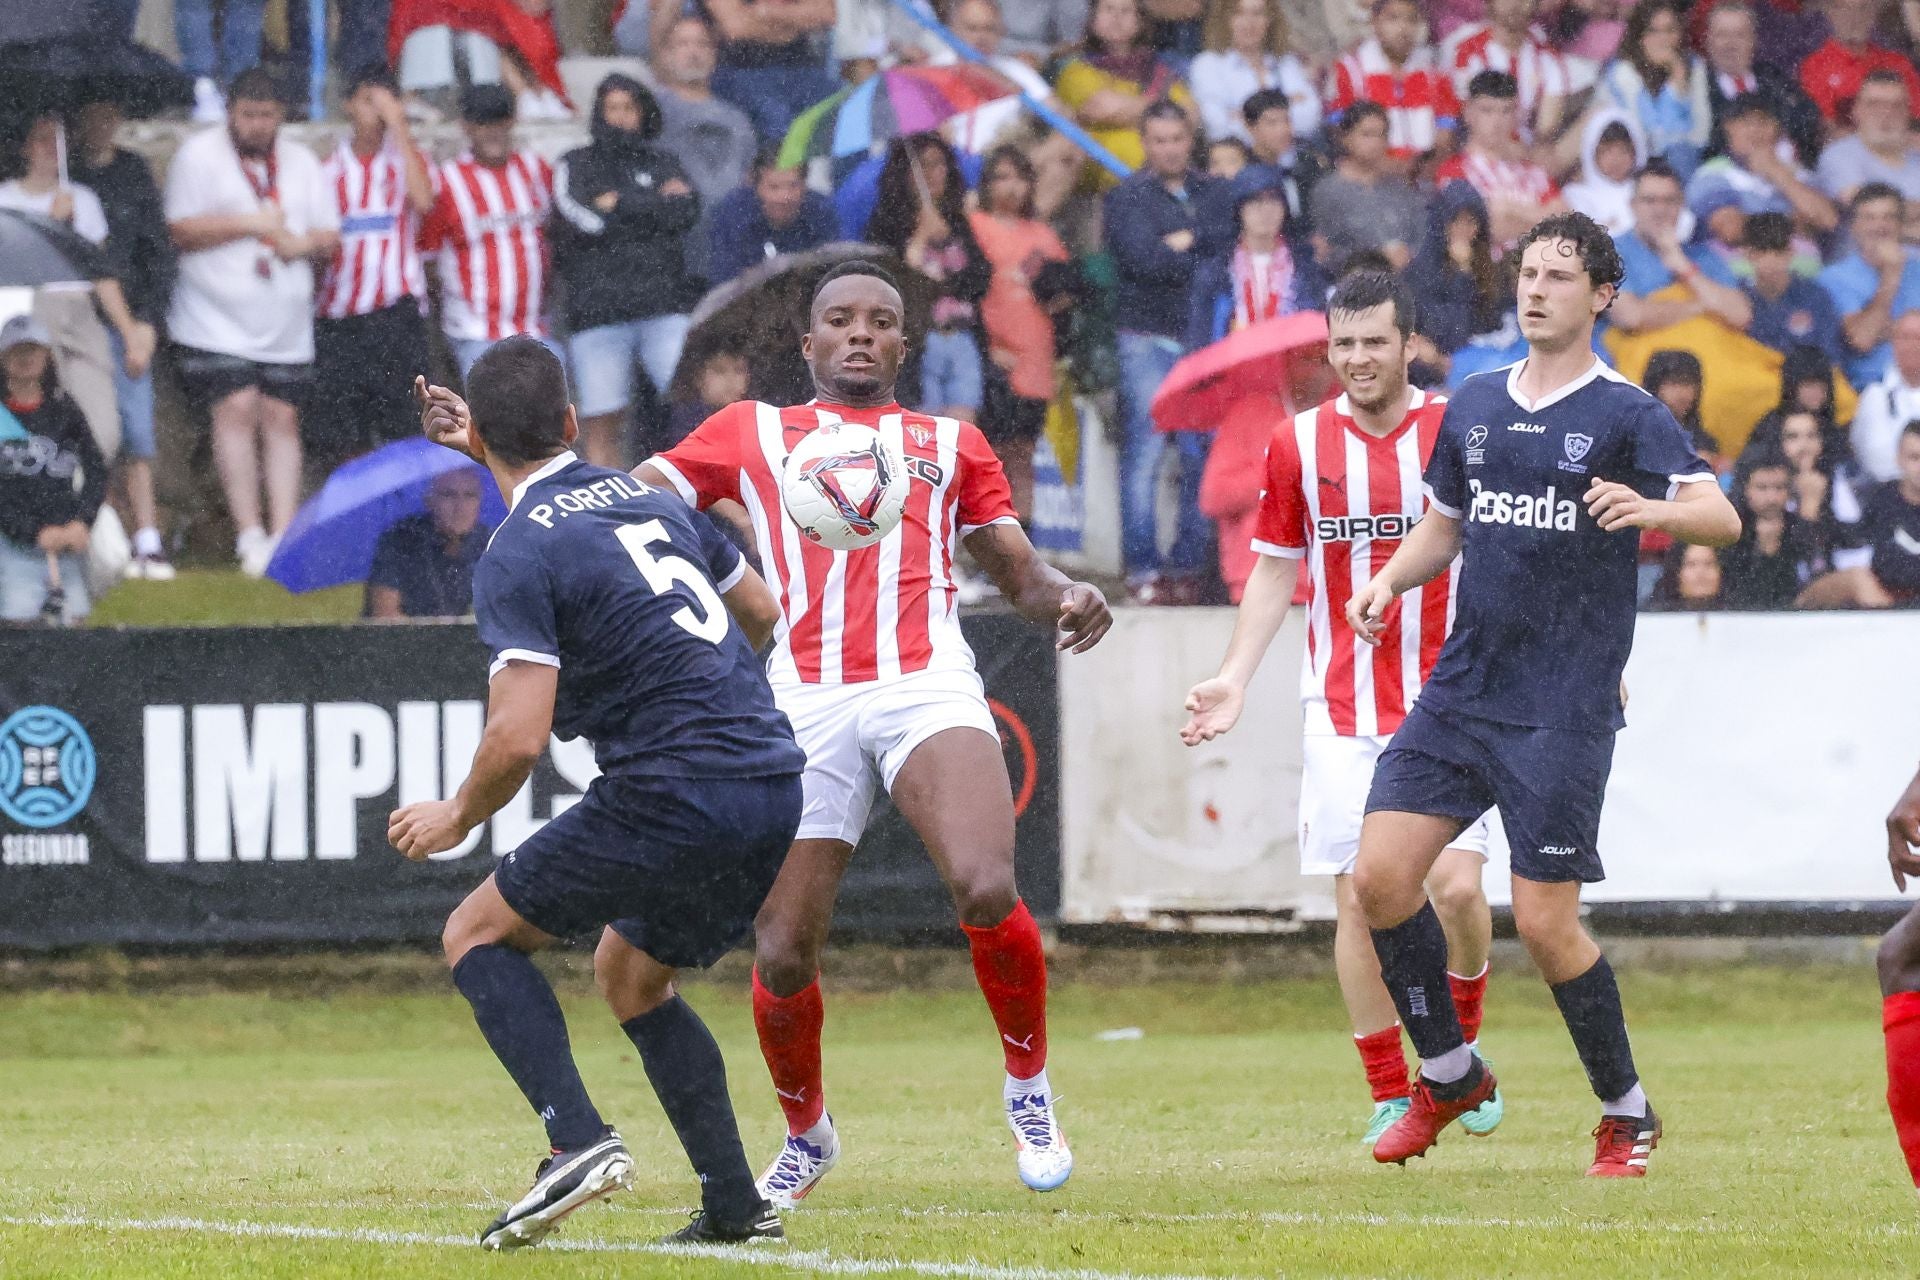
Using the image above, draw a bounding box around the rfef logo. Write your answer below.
[0,707,96,830]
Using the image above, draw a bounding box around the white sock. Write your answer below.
[134,527,163,557]
[1005,1068,1051,1101]
[1420,1044,1475,1084]
[1602,1083,1648,1118]
[797,1113,836,1148]
[236,526,265,552]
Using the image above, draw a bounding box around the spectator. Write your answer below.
[1598,0,1711,179]
[1609,160,1752,335]
[970,144,1076,517]
[1645,540,1726,609]
[70,99,179,581]
[1309,100,1426,272]
[1235,88,1325,238]
[1435,70,1567,256]
[390,0,572,119]
[1700,0,1824,169]
[929,0,1059,156]
[1326,0,1460,171]
[1719,444,1825,608]
[665,347,750,448]
[1778,342,1845,423]
[0,317,106,625]
[553,75,703,470]
[420,85,558,379]
[1563,110,1648,236]
[1803,421,1920,608]
[1407,182,1510,385]
[1685,93,1837,236]
[1643,348,1723,464]
[364,468,491,618]
[1187,165,1325,351]
[312,69,435,473]
[1208,137,1253,178]
[286,2,392,104]
[1054,0,1196,185]
[1797,0,1920,129]
[1103,99,1214,604]
[1687,0,1828,76]
[1820,183,1920,389]
[865,134,991,422]
[166,69,340,578]
[652,11,759,277]
[995,0,1093,64]
[706,147,842,286]
[1542,0,1628,65]
[1749,404,1844,527]
[1816,70,1920,208]
[175,0,266,123]
[1743,211,1844,363]
[1851,311,1920,483]
[684,0,840,141]
[1440,0,1573,144]
[1187,0,1320,146]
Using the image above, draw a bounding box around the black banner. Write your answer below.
[0,616,1059,949]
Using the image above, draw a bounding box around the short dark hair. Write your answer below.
[345,65,400,98]
[1337,247,1395,278]
[1512,210,1626,300]
[1904,419,1920,445]
[1328,270,1413,339]
[1467,69,1519,101]
[227,67,283,107]
[1338,100,1389,136]
[1744,211,1793,252]
[750,143,791,181]
[1852,181,1904,217]
[1242,88,1292,128]
[1596,120,1635,151]
[466,337,571,467]
[1723,90,1776,122]
[1862,67,1913,96]
[1140,98,1192,132]
[810,259,903,315]
[1634,157,1683,192]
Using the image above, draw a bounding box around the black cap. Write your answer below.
[461,83,515,124]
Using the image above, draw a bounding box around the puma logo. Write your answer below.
[1003,1033,1035,1051]
[1319,475,1347,496]
[774,1087,808,1102]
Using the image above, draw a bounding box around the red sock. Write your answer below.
[1449,965,1488,1046]
[1355,1025,1411,1102]
[1885,991,1920,1189]
[752,968,826,1136]
[962,900,1049,1079]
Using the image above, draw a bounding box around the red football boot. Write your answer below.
[1587,1107,1662,1177]
[1372,1061,1499,1165]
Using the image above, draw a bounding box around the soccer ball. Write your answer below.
[780,422,910,551]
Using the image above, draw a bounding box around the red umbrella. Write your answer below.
[1151,311,1330,432]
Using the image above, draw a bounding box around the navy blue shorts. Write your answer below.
[1365,702,1615,883]
[494,772,802,968]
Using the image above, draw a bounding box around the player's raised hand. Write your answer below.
[388,799,471,861]
[415,375,481,461]
[1346,577,1395,647]
[1584,478,1657,532]
[1180,678,1244,745]
[1888,769,1920,892]
[1056,582,1111,654]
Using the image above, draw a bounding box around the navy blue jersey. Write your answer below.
[1420,361,1714,732]
[475,450,805,779]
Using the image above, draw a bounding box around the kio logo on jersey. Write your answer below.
[1466,478,1578,530]
[1558,432,1594,475]
[1465,424,1488,466]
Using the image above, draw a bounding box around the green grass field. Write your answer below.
[1,959,1913,1279]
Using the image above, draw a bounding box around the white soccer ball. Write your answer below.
[779,422,911,551]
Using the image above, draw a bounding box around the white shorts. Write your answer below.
[1299,733,1503,876]
[779,667,999,845]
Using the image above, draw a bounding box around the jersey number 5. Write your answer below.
[614,520,729,644]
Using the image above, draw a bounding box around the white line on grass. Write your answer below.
[0,1214,1254,1280]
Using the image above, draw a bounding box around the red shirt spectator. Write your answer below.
[1798,4,1920,126]
[1327,0,1459,162]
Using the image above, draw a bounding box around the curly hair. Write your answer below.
[1512,211,1625,309]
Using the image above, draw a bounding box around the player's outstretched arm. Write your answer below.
[1181,553,1300,746]
[389,662,558,860]
[1584,476,1742,547]
[1346,508,1463,646]
[413,376,482,462]
[1888,765,1920,893]
[965,522,1112,654]
[721,561,782,652]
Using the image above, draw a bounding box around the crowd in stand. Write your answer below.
[2,0,1920,623]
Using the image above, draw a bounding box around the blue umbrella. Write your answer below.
[266,438,504,593]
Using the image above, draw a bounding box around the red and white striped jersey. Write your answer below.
[1250,390,1457,737]
[1328,39,1461,159]
[419,151,553,341]
[1442,23,1571,132]
[1435,149,1561,208]
[316,139,427,319]
[649,399,1019,687]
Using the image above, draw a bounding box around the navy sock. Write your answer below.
[1370,902,1467,1064]
[1550,955,1640,1103]
[623,996,761,1223]
[451,944,605,1150]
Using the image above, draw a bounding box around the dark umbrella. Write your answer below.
[676,242,937,407]
[0,37,195,118]
[0,209,104,287]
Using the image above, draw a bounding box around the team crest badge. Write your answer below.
[1565,433,1593,464]
[908,424,933,448]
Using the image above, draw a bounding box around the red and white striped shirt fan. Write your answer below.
[419,150,554,341]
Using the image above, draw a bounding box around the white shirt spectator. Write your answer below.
[165,126,338,364]
[1187,48,1322,145]
[1816,134,1920,206]
[1852,364,1920,484]
[0,180,110,245]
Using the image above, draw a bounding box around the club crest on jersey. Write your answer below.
[1465,424,1488,466]
[799,444,896,537]
[908,424,934,448]
[1559,432,1593,475]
